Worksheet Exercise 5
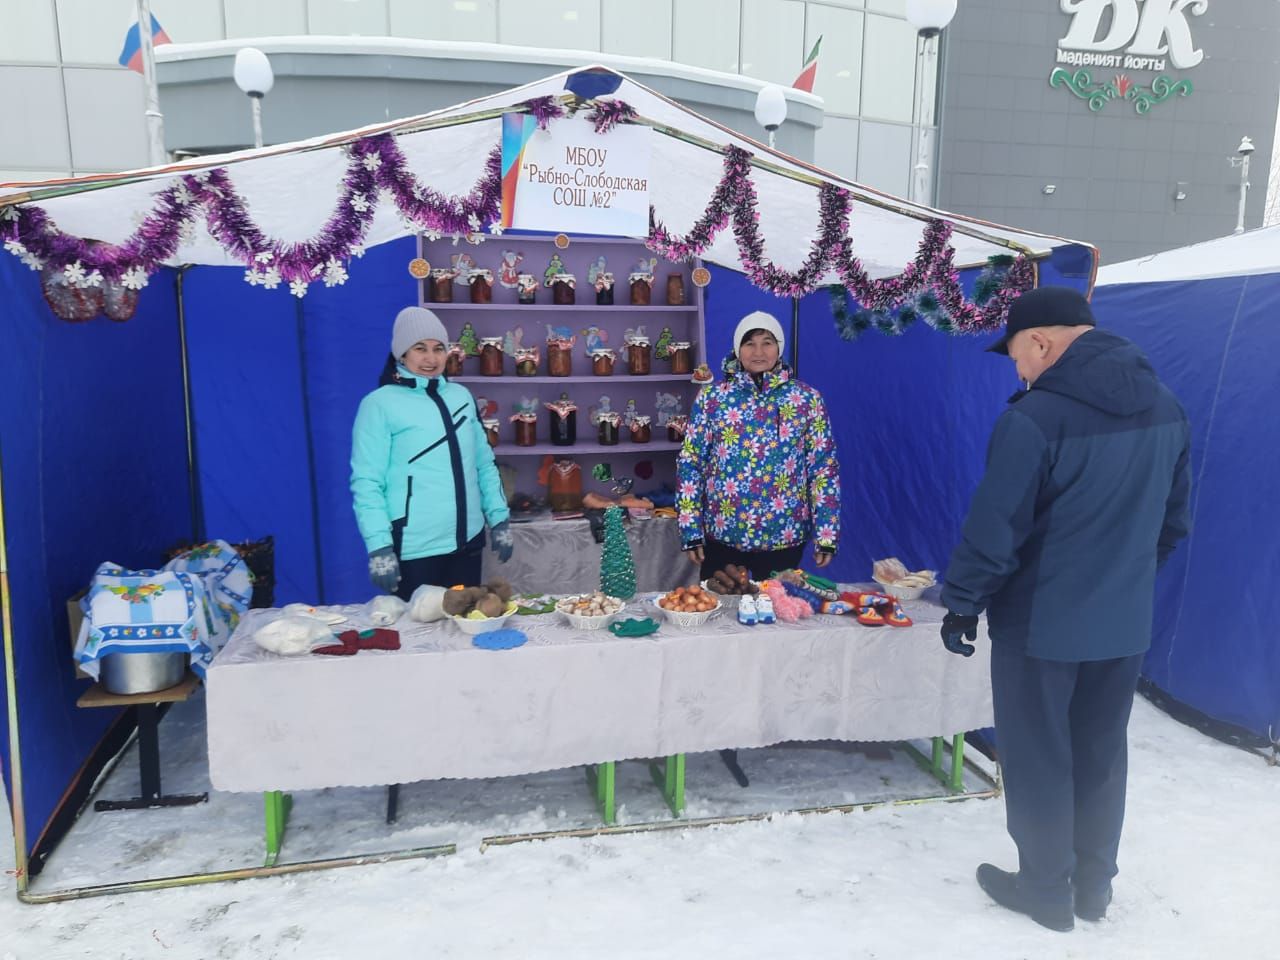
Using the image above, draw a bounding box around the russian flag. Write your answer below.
[118,14,171,74]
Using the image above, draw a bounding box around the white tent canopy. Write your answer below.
[1097,225,1280,286]
[0,66,1093,287]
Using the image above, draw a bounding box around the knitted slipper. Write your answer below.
[883,599,913,627]
[855,603,886,626]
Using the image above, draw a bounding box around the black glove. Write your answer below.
[940,612,979,657]
[368,546,401,594]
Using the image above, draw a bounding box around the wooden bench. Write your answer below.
[76,672,208,811]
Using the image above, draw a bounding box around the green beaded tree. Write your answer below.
[599,506,637,600]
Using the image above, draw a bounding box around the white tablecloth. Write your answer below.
[206,588,991,793]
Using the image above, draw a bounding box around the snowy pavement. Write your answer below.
[2,695,1275,960]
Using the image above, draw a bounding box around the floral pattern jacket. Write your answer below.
[677,360,840,554]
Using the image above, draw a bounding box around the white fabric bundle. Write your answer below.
[409,584,447,622]
[364,594,408,626]
[253,616,336,656]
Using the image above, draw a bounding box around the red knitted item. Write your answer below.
[313,628,401,655]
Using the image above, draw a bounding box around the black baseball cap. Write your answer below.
[986,286,1096,355]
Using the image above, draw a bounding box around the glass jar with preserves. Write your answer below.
[516,273,538,304]
[551,274,576,305]
[545,395,577,446]
[590,348,615,376]
[594,272,615,305]
[483,418,500,448]
[628,272,653,305]
[514,346,539,376]
[445,343,466,377]
[479,337,504,376]
[547,338,574,377]
[596,412,621,446]
[625,336,651,376]
[548,459,583,512]
[628,415,652,444]
[665,273,685,305]
[668,341,692,375]
[511,412,538,447]
[666,415,689,443]
[428,268,454,303]
[468,268,494,304]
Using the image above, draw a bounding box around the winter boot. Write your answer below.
[1074,884,1112,921]
[975,863,1074,933]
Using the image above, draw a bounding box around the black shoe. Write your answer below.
[975,863,1074,932]
[1074,885,1113,921]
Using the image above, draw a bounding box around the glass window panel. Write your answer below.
[602,0,671,59]
[672,0,739,73]
[866,0,904,13]
[740,0,806,86]
[390,0,498,42]
[56,0,140,65]
[0,65,71,169]
[802,2,862,116]
[307,0,389,36]
[497,0,601,51]
[855,119,911,196]
[150,0,225,42]
[63,66,149,171]
[225,0,307,39]
[860,12,916,122]
[813,115,859,180]
[1,0,59,63]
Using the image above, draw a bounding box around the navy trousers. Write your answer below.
[989,645,1145,906]
[393,531,486,600]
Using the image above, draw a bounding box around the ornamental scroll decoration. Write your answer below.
[1049,68,1194,115]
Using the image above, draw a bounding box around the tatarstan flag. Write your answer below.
[793,36,821,93]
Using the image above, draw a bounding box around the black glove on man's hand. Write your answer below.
[940,612,979,657]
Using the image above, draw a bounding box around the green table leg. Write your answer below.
[648,754,685,817]
[903,735,967,794]
[264,790,293,867]
[949,733,965,793]
[585,762,617,825]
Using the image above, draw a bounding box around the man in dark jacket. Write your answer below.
[940,286,1191,932]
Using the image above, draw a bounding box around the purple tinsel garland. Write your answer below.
[1,97,1032,328]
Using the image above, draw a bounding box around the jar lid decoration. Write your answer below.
[589,348,616,359]
[628,415,652,430]
[549,273,576,287]
[669,340,692,350]
[516,273,538,289]
[430,267,456,279]
[625,334,651,347]
[514,346,540,363]
[447,342,466,356]
[594,271,615,291]
[544,398,578,419]
[510,411,538,423]
[597,411,622,426]
[465,268,494,284]
[552,459,581,478]
[479,336,504,348]
[666,414,689,431]
[510,397,539,422]
[628,272,654,285]
[482,418,500,429]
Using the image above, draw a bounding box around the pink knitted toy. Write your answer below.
[760,579,813,623]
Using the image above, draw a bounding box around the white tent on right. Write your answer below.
[1092,229,1280,751]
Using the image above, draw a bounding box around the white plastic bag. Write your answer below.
[364,594,408,626]
[409,584,448,623]
[254,616,336,656]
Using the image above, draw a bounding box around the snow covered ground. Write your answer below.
[2,695,1275,960]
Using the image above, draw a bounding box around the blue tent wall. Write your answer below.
[1092,274,1280,740]
[0,256,191,856]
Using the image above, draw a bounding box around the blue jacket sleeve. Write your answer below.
[676,388,711,548]
[350,393,394,554]
[941,409,1048,616]
[1157,428,1191,568]
[471,398,510,528]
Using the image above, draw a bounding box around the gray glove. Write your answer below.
[368,546,401,593]
[490,520,514,563]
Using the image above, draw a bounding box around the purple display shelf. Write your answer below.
[494,440,683,456]
[424,303,698,312]
[454,374,696,384]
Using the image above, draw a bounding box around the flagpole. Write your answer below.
[136,0,168,166]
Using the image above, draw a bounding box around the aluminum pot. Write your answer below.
[100,652,186,695]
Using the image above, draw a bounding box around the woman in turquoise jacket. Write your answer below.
[351,306,512,598]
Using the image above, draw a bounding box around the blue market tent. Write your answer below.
[1092,229,1280,747]
[0,66,1095,890]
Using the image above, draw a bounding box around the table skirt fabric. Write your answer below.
[206,588,992,793]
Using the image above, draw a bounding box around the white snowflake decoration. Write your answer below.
[260,267,282,289]
[488,222,504,236]
[349,243,366,259]
[350,193,370,213]
[172,181,194,206]
[63,261,87,286]
[289,278,308,298]
[3,239,26,257]
[254,251,274,263]
[467,213,482,232]
[244,269,262,287]
[362,154,382,171]
[0,205,18,222]
[82,269,103,288]
[323,258,348,287]
[422,228,442,242]
[121,266,149,290]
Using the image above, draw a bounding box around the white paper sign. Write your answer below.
[502,114,652,236]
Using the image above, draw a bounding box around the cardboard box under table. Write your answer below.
[206,594,993,863]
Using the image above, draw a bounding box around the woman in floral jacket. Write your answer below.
[677,311,841,581]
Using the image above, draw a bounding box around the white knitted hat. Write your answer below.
[391,306,449,359]
[732,310,786,359]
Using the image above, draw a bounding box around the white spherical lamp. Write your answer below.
[905,0,958,38]
[753,85,787,132]
[233,47,274,98]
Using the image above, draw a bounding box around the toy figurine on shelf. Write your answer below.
[581,324,609,355]
[653,325,674,360]
[543,253,566,285]
[654,391,683,426]
[498,250,524,288]
[450,252,477,276]
[691,362,714,385]
[588,395,615,425]
[510,396,539,447]
[457,321,481,357]
[503,325,527,357]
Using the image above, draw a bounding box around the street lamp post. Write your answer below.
[1232,135,1254,235]
[904,0,957,206]
[754,85,788,150]
[233,47,274,149]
